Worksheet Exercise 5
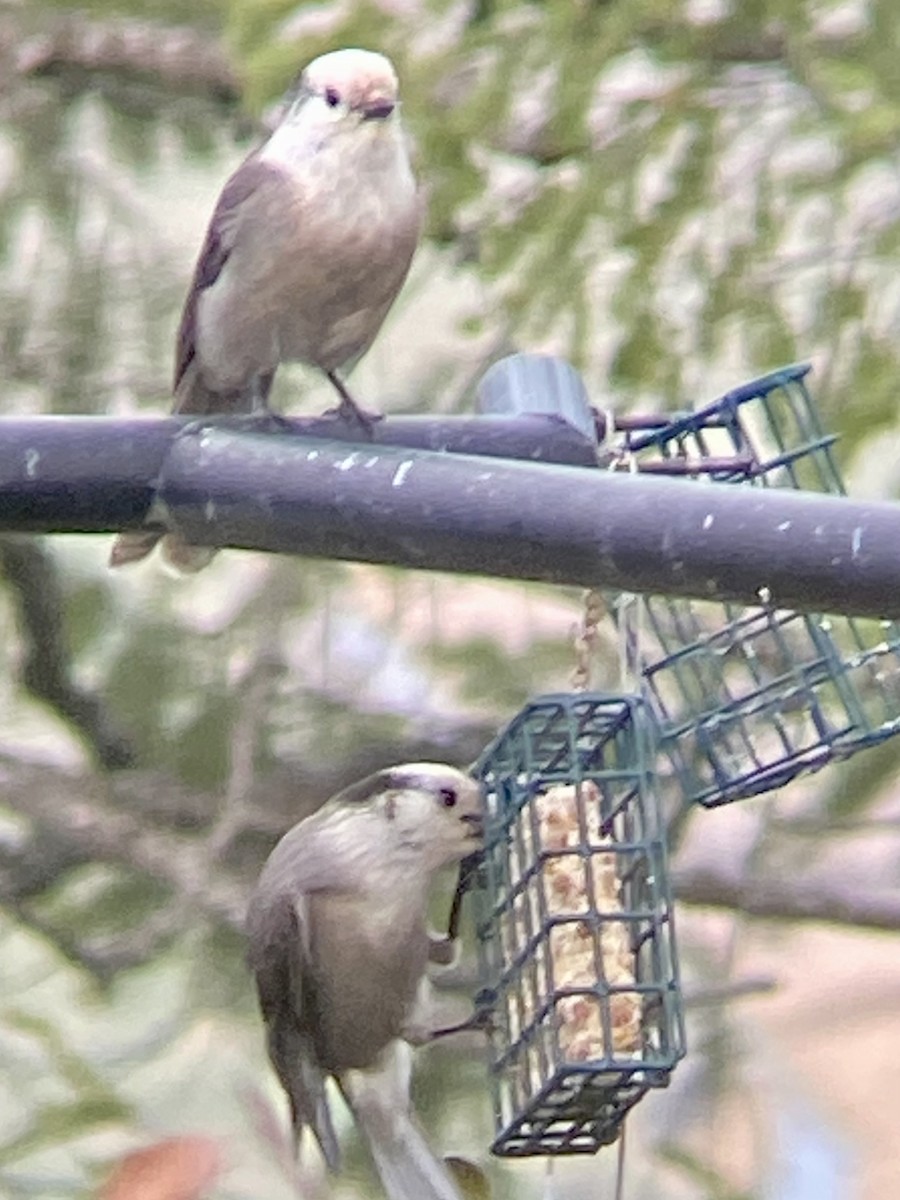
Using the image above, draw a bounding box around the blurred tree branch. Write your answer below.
[1,751,899,985]
[7,12,238,102]
[0,537,137,769]
[673,862,900,931]
[0,709,491,978]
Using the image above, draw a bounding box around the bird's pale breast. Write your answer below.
[198,125,420,391]
[305,887,429,1073]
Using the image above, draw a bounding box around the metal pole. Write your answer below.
[3,416,899,618]
[157,429,900,618]
[0,410,599,531]
[2,353,899,620]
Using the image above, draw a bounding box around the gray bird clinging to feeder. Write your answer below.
[245,763,484,1200]
[109,47,422,573]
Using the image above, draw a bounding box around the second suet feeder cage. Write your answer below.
[611,364,900,806]
[472,692,684,1156]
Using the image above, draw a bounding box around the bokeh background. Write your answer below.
[2,1,900,1197]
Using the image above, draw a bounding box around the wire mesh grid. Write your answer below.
[472,693,684,1156]
[612,363,900,806]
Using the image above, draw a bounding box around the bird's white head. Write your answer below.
[262,48,408,173]
[380,763,484,871]
[280,49,401,136]
[333,761,484,872]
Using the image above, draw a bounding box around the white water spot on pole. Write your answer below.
[702,513,714,530]
[335,453,360,472]
[24,448,39,478]
[777,520,791,532]
[306,449,319,461]
[758,585,771,604]
[851,527,862,559]
[392,461,414,488]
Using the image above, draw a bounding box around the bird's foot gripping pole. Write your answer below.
[323,371,384,436]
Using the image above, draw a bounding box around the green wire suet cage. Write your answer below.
[613,364,900,807]
[472,693,684,1156]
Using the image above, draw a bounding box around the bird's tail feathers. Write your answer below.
[341,1043,462,1200]
[173,359,227,415]
[357,1106,462,1200]
[108,530,216,573]
[160,535,217,574]
[270,1025,341,1172]
[306,1068,340,1173]
[108,529,164,569]
[174,359,270,416]
[107,361,259,572]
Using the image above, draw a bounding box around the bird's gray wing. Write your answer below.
[247,888,340,1169]
[173,152,282,412]
[110,160,284,568]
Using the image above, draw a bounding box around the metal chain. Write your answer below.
[570,588,606,692]
[571,423,630,1198]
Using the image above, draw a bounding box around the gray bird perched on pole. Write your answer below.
[246,762,484,1200]
[110,47,422,572]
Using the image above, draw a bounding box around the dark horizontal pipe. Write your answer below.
[3,417,900,619]
[0,412,599,531]
[158,427,900,619]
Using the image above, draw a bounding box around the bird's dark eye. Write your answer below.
[324,87,341,108]
[439,787,458,809]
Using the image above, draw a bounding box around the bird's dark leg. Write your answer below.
[405,992,496,1046]
[253,370,277,413]
[323,371,383,436]
[448,853,481,939]
[426,1008,494,1041]
[427,852,482,965]
[249,370,294,431]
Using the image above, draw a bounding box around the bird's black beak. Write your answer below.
[362,99,395,121]
[460,811,484,840]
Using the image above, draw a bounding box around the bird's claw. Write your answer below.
[320,397,383,437]
[322,370,383,437]
[250,410,296,434]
